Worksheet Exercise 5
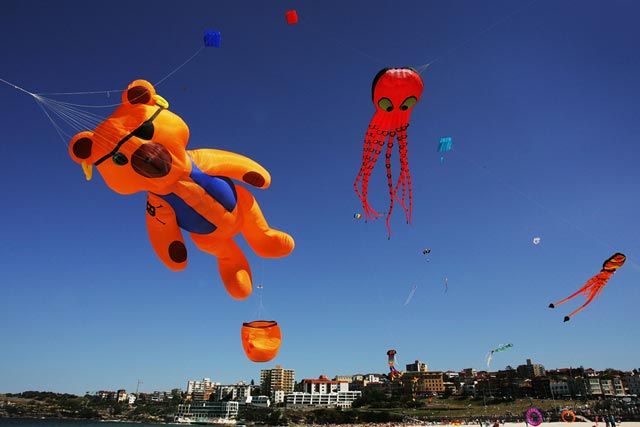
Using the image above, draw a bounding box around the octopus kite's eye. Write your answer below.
[378,97,394,112]
[400,96,418,111]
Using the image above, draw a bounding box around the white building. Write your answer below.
[550,380,570,398]
[116,390,127,402]
[128,394,137,405]
[187,378,213,395]
[249,396,270,407]
[214,383,252,403]
[271,389,285,405]
[285,391,362,408]
[301,375,349,394]
[364,374,381,383]
[175,401,239,423]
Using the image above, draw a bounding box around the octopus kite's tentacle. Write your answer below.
[354,123,377,200]
[580,271,612,296]
[361,132,386,220]
[355,123,383,221]
[361,149,383,219]
[564,283,607,321]
[355,120,388,221]
[550,270,613,321]
[353,112,415,234]
[395,125,412,224]
[404,129,413,222]
[384,131,396,238]
[393,142,406,213]
[550,281,593,308]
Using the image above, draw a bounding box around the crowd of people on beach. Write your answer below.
[298,413,626,427]
[300,422,626,427]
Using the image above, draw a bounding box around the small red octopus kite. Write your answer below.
[549,253,626,322]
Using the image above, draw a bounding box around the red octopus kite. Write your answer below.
[549,253,626,322]
[354,68,424,238]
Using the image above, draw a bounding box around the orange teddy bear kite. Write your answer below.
[68,80,294,300]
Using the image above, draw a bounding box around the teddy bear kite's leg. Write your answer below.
[236,186,295,258]
[190,233,253,300]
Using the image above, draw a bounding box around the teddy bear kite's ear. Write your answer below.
[121,80,158,106]
[68,131,96,180]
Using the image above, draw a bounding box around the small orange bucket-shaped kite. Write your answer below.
[241,320,282,362]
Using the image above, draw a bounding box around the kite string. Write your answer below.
[0,78,77,147]
[155,46,205,87]
[35,100,71,145]
[415,0,540,73]
[0,42,206,170]
[254,258,267,319]
[36,89,122,96]
[0,77,38,97]
[30,45,205,107]
[301,19,387,68]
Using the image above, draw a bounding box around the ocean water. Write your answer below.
[0,420,167,427]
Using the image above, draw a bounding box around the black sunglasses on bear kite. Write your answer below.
[94,106,165,166]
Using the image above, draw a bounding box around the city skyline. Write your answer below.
[4,358,639,396]
[2,0,640,395]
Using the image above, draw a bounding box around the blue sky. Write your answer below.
[1,0,639,394]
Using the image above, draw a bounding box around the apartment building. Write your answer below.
[624,374,640,395]
[260,365,295,395]
[402,371,445,393]
[516,359,546,379]
[187,378,217,401]
[550,380,571,397]
[214,383,252,403]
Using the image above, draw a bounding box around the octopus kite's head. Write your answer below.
[603,252,626,271]
[371,67,424,116]
[67,80,191,195]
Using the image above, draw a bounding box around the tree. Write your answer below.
[171,389,183,401]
